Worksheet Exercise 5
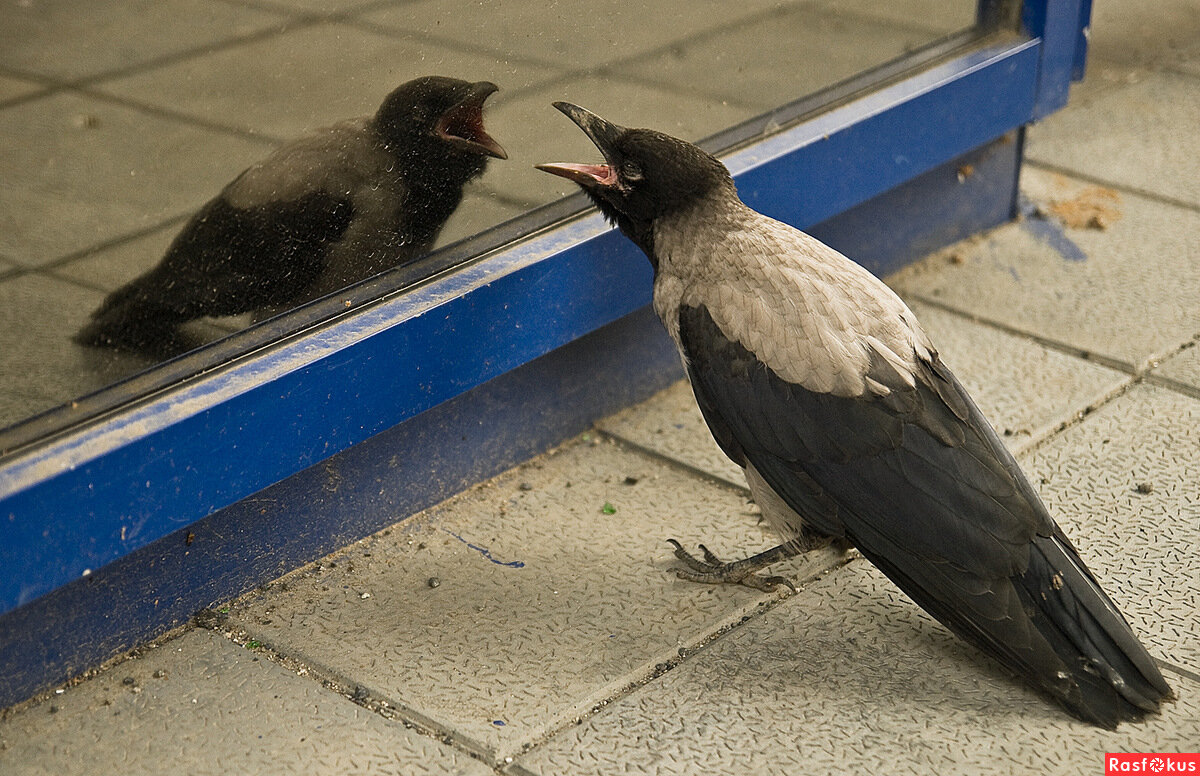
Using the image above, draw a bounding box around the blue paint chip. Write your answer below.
[441,528,525,568]
[493,719,506,726]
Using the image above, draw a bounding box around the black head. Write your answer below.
[535,102,734,257]
[375,76,507,188]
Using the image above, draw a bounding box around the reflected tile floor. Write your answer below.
[0,0,960,431]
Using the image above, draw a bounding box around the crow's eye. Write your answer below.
[622,160,644,182]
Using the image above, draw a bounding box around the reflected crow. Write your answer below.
[77,76,506,353]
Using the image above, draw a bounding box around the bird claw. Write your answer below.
[666,539,796,593]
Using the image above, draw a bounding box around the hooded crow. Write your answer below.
[76,76,507,353]
[537,102,1172,728]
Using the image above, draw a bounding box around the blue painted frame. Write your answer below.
[0,0,1090,703]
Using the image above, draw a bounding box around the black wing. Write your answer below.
[679,302,1170,727]
[76,191,353,352]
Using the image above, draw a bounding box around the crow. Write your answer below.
[76,76,507,353]
[536,102,1172,728]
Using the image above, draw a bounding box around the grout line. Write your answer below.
[192,612,510,773]
[72,85,285,146]
[1023,159,1200,215]
[907,293,1141,375]
[1144,372,1200,402]
[591,427,750,496]
[58,20,307,91]
[1157,658,1200,687]
[16,213,193,285]
[505,551,857,774]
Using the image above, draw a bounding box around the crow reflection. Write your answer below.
[76,76,506,354]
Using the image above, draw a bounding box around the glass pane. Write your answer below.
[0,0,981,442]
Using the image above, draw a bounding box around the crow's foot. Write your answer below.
[666,539,800,592]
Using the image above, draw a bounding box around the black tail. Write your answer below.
[74,273,188,353]
[1013,532,1173,727]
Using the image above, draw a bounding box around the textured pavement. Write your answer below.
[4,2,1199,775]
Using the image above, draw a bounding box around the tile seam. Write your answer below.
[1023,159,1200,215]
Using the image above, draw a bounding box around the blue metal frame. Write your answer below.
[0,0,1090,704]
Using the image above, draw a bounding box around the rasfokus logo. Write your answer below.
[1107,754,1200,774]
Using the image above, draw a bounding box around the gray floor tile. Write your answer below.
[890,168,1200,370]
[610,4,940,110]
[1024,383,1200,669]
[0,391,56,432]
[909,301,1131,453]
[597,380,745,488]
[1087,0,1200,68]
[474,74,750,208]
[0,629,493,776]
[0,0,288,82]
[360,0,790,71]
[0,92,270,266]
[259,0,386,14]
[435,188,531,249]
[808,0,976,33]
[0,74,44,103]
[598,300,1130,486]
[0,274,156,428]
[227,436,846,762]
[98,21,561,142]
[1025,71,1200,207]
[50,224,180,293]
[516,560,1199,776]
[1153,342,1200,392]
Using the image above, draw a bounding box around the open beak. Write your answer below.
[436,81,508,159]
[535,102,625,187]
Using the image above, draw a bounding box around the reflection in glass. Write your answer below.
[0,0,978,439]
[74,77,505,355]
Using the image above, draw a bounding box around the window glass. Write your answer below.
[0,0,978,440]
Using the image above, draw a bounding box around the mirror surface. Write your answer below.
[0,0,977,439]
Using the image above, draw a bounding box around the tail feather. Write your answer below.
[1017,533,1172,727]
[74,274,187,352]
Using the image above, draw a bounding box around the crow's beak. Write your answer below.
[436,81,507,159]
[535,102,625,188]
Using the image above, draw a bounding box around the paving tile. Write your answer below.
[807,0,976,33]
[0,391,56,433]
[610,4,940,111]
[597,380,745,488]
[0,274,158,428]
[889,168,1200,370]
[0,629,493,776]
[474,74,750,208]
[227,436,846,762]
[1024,383,1200,669]
[0,0,287,82]
[434,189,531,249]
[258,0,385,14]
[98,21,561,142]
[1152,342,1200,392]
[360,0,788,71]
[50,224,180,293]
[598,300,1130,486]
[516,560,1200,776]
[0,92,270,266]
[1086,0,1200,67]
[1025,71,1200,208]
[0,74,45,104]
[908,301,1131,453]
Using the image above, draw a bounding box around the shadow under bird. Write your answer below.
[76,75,507,354]
[536,102,1172,728]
